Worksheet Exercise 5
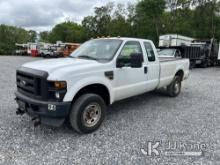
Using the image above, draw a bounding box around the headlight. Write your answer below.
[48,81,67,101]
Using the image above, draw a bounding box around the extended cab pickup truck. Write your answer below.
[15,38,189,134]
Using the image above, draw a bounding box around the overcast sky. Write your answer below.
[0,0,135,32]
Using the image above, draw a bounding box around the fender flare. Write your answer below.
[175,65,185,80]
[63,76,113,104]
[175,65,184,75]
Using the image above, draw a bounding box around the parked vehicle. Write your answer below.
[55,43,80,57]
[15,38,189,134]
[39,48,54,58]
[15,44,28,55]
[29,43,39,57]
[188,38,219,67]
[159,34,219,68]
[63,43,80,57]
[15,43,38,56]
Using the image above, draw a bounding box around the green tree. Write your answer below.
[108,4,132,37]
[82,16,97,39]
[49,21,86,43]
[191,0,220,39]
[82,3,113,38]
[28,30,37,42]
[0,24,35,55]
[39,31,51,42]
[134,0,166,44]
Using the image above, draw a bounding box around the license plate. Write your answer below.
[18,100,26,111]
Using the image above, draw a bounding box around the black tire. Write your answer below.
[212,60,217,67]
[69,94,106,134]
[189,61,196,69]
[201,60,208,68]
[167,76,182,97]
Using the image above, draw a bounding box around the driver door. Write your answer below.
[114,41,147,101]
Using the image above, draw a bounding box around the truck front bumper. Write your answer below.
[15,91,71,127]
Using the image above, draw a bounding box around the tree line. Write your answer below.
[0,0,220,55]
[0,25,36,54]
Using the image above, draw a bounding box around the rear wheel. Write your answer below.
[167,76,182,97]
[69,94,106,134]
[201,60,208,68]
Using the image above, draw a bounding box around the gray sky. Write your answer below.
[0,0,135,32]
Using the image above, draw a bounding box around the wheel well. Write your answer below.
[175,70,184,81]
[73,84,110,105]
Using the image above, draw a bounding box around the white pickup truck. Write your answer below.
[15,38,189,134]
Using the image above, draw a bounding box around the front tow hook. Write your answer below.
[32,117,41,127]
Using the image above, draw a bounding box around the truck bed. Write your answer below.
[157,57,190,89]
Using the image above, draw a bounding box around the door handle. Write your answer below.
[144,66,148,74]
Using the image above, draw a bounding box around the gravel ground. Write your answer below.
[0,56,220,165]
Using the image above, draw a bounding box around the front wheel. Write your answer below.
[69,94,106,134]
[167,76,182,97]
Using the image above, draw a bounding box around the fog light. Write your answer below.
[55,92,60,99]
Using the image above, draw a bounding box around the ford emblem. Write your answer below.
[20,80,27,86]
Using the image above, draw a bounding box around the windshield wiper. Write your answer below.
[77,55,97,60]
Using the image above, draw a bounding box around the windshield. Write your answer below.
[70,39,122,61]
[158,49,175,56]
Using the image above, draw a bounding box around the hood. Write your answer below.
[22,58,100,74]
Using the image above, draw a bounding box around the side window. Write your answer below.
[144,42,156,62]
[119,41,142,59]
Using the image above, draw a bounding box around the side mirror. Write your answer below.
[116,58,127,68]
[148,50,156,61]
[130,53,143,68]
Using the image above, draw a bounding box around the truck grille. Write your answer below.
[17,72,40,96]
[16,68,48,100]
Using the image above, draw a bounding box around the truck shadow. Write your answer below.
[32,90,169,135]
[107,90,168,116]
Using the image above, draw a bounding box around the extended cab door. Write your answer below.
[142,41,160,91]
[114,41,147,101]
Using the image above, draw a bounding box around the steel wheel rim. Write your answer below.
[174,81,180,94]
[83,103,101,128]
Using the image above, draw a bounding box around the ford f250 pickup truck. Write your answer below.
[15,38,189,134]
